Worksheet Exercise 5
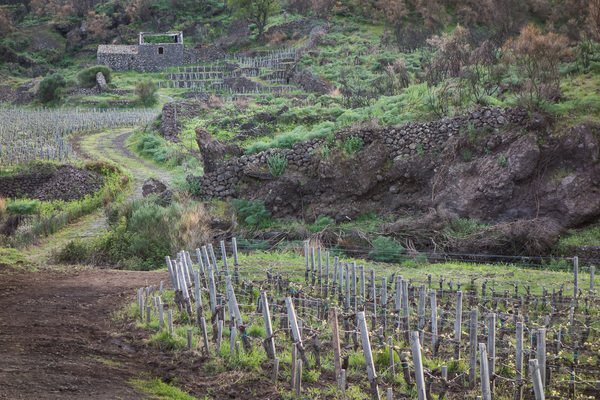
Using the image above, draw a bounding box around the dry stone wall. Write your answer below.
[192,107,528,199]
[0,165,104,201]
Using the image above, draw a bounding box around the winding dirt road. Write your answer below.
[0,129,174,399]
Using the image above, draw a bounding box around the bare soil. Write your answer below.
[0,268,282,400]
[0,128,279,399]
[0,269,164,399]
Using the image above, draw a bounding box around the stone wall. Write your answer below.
[0,165,104,201]
[192,107,528,199]
[160,100,209,141]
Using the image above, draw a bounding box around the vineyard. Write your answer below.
[134,240,600,399]
[158,48,301,94]
[0,108,158,165]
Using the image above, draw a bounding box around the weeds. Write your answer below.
[267,153,288,177]
[340,135,364,156]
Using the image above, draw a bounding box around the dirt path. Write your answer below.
[29,128,175,265]
[0,128,178,399]
[0,269,167,399]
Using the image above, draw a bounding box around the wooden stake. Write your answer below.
[455,291,463,359]
[261,291,276,359]
[273,358,279,382]
[469,309,478,387]
[537,328,546,388]
[479,343,492,400]
[232,237,239,266]
[158,301,164,331]
[330,308,342,382]
[168,309,174,335]
[294,360,302,397]
[187,328,193,350]
[388,336,395,375]
[357,311,380,400]
[410,331,427,400]
[285,297,308,366]
[304,240,309,283]
[430,290,438,355]
[386,388,393,400]
[200,316,210,356]
[219,240,229,275]
[487,313,496,388]
[530,359,545,400]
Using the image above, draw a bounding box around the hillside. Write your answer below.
[1,2,600,399]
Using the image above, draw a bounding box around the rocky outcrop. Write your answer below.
[142,178,172,205]
[195,127,243,174]
[190,107,526,200]
[188,108,600,255]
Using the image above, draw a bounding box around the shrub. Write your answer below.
[309,215,335,233]
[341,135,364,156]
[57,240,93,264]
[135,80,158,106]
[368,236,405,263]
[232,199,272,229]
[267,153,287,177]
[77,65,112,88]
[7,199,40,215]
[503,25,570,108]
[37,73,66,104]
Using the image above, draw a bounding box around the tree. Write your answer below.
[588,0,600,41]
[503,25,570,108]
[231,0,280,38]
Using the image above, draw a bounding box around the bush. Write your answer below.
[135,80,158,106]
[58,197,212,270]
[503,25,570,108]
[7,199,40,215]
[57,240,93,264]
[232,199,272,229]
[309,215,335,233]
[368,236,405,263]
[37,73,66,104]
[267,153,287,177]
[77,65,112,88]
[340,135,364,156]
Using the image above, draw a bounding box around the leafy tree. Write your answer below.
[231,0,280,38]
[37,73,66,104]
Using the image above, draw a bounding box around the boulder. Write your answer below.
[96,72,108,92]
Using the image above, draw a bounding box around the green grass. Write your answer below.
[130,378,198,400]
[556,223,600,254]
[0,247,29,270]
[233,247,597,296]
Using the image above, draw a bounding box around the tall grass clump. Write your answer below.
[232,199,272,229]
[267,153,287,177]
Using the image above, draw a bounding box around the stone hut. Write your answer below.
[97,32,185,72]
